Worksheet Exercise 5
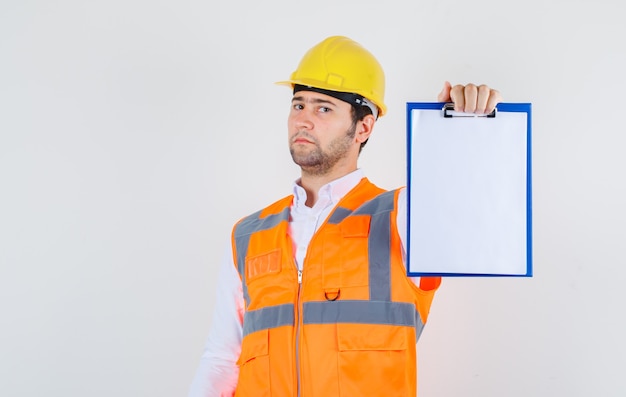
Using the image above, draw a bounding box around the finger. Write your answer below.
[475,84,491,114]
[437,81,452,102]
[485,88,503,113]
[463,83,478,113]
[450,84,465,112]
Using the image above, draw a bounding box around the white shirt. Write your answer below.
[188,170,410,397]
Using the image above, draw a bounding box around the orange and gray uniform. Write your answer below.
[232,179,440,396]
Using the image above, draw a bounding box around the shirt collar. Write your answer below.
[293,169,365,209]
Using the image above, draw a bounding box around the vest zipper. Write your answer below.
[295,268,303,397]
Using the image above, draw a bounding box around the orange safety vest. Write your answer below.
[231,178,440,397]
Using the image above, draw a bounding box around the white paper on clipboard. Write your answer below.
[406,102,532,277]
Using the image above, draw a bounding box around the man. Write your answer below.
[188,36,502,396]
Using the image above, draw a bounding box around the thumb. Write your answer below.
[437,81,452,102]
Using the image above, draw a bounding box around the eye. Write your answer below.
[292,103,304,110]
[318,106,331,113]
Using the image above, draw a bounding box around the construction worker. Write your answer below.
[188,36,502,397]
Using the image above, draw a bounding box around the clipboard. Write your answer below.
[406,102,532,277]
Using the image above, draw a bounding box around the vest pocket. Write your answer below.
[246,249,282,282]
[336,323,412,397]
[236,329,270,396]
[337,220,370,288]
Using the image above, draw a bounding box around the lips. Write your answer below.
[292,132,315,145]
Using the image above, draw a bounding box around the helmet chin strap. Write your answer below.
[293,84,379,120]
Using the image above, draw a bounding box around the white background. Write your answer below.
[1,1,624,396]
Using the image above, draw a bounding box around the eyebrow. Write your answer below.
[291,95,337,107]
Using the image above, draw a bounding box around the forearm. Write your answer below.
[188,242,244,397]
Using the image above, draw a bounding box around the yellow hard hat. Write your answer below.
[277,36,387,117]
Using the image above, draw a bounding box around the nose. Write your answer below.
[292,108,314,131]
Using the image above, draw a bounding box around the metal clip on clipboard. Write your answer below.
[442,103,497,118]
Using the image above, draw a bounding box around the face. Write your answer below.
[288,91,358,176]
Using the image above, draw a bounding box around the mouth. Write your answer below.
[291,132,315,145]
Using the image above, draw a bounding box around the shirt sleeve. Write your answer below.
[187,240,244,397]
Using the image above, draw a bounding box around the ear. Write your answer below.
[355,114,376,144]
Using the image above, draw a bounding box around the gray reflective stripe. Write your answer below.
[234,206,290,306]
[233,225,253,305]
[235,207,290,237]
[328,190,396,224]
[243,303,295,337]
[415,310,425,341]
[415,318,425,341]
[369,211,391,301]
[242,300,425,341]
[327,206,351,224]
[352,190,396,216]
[304,300,424,338]
[355,191,396,302]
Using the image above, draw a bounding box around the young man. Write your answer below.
[189,36,502,397]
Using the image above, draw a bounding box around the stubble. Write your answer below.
[289,124,356,176]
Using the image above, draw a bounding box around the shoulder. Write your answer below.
[255,195,293,218]
[232,195,294,233]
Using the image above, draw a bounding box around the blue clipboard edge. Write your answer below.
[405,102,533,277]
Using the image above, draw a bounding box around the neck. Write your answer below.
[299,166,357,207]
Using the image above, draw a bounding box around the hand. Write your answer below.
[437,81,502,114]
